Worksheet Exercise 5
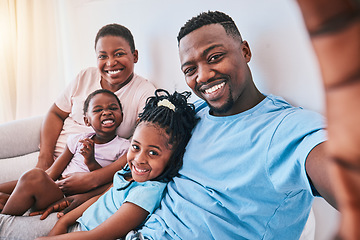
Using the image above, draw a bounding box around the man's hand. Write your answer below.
[56,172,94,195]
[29,194,89,220]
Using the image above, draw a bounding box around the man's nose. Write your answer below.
[196,64,215,84]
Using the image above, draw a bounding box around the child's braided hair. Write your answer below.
[137,89,199,182]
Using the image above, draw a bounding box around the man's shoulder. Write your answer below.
[193,99,208,113]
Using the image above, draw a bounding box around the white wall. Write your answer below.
[55,0,337,239]
[57,0,326,112]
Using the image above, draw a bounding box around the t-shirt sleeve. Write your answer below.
[115,138,131,160]
[66,133,83,154]
[135,81,156,116]
[267,109,327,195]
[124,182,166,215]
[55,69,83,112]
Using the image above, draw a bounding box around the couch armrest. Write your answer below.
[0,115,44,159]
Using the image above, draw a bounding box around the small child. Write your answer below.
[37,89,198,239]
[1,89,130,216]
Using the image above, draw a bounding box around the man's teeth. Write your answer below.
[204,82,225,94]
[108,70,120,74]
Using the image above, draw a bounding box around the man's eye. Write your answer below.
[184,67,196,76]
[115,52,125,57]
[209,53,223,62]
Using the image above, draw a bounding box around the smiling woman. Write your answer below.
[0,0,64,123]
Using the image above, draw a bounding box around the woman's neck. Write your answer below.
[100,73,134,92]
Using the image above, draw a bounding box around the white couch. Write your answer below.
[0,116,43,183]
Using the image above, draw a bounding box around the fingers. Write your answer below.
[29,210,44,216]
[37,198,71,220]
[57,198,79,218]
[56,176,71,192]
[79,138,94,156]
[79,138,94,150]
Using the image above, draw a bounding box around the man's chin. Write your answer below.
[208,100,234,116]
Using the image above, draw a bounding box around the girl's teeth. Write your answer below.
[134,165,148,173]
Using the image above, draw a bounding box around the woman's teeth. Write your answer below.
[108,70,120,74]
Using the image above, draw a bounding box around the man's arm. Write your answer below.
[305,142,337,208]
[297,0,360,239]
[38,104,69,170]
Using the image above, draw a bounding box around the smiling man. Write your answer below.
[129,11,337,240]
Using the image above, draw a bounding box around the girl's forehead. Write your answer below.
[135,122,172,148]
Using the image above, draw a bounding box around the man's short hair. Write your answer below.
[177,11,242,44]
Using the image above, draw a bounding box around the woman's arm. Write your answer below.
[38,104,69,170]
[38,202,149,240]
[46,146,74,180]
[56,154,127,195]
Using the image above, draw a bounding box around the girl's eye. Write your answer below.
[132,144,139,150]
[93,109,102,113]
[149,150,159,156]
[110,107,119,111]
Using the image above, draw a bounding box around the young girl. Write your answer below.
[37,89,198,240]
[1,89,130,217]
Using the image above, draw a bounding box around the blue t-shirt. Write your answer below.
[77,168,167,231]
[140,95,326,240]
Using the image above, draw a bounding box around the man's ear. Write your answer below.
[84,116,91,126]
[241,40,252,62]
